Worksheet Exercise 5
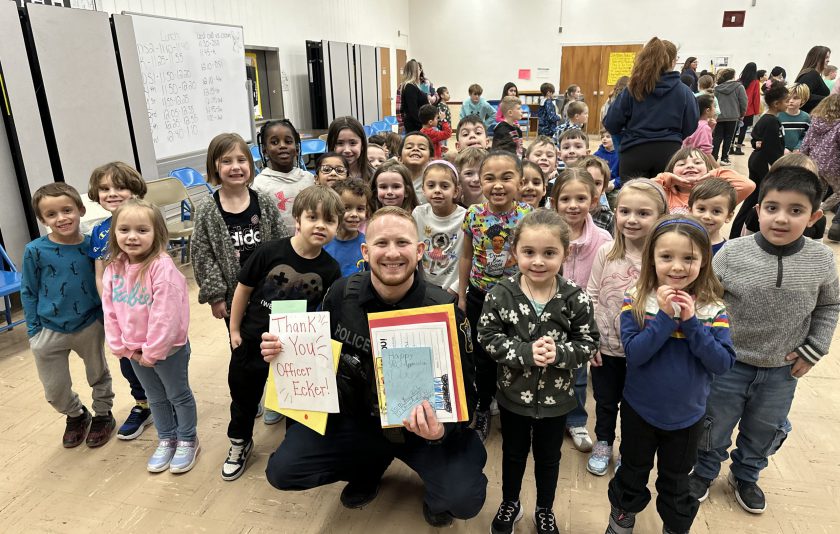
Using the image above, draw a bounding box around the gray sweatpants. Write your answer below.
[30,321,114,416]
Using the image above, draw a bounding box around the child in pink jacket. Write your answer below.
[102,200,198,474]
[683,94,716,155]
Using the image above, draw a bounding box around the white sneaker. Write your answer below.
[221,438,254,481]
[568,426,593,452]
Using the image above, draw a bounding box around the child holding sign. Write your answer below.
[477,209,599,534]
[224,185,342,481]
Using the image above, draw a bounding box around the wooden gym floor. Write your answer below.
[1,150,839,533]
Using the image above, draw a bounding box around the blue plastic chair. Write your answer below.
[300,139,327,170]
[519,104,531,138]
[169,167,213,195]
[0,244,25,333]
[250,145,264,171]
[384,116,398,127]
[363,125,374,138]
[371,121,389,133]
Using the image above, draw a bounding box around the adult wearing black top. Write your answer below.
[262,208,486,529]
[399,59,428,133]
[795,46,832,113]
[681,56,699,92]
[603,37,699,179]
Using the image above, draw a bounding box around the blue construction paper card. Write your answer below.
[381,347,435,426]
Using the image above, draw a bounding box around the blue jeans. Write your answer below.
[694,361,797,483]
[566,365,588,428]
[130,343,197,441]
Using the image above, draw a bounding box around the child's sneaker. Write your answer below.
[118,403,153,440]
[568,426,594,452]
[534,507,560,534]
[255,402,264,418]
[86,412,116,447]
[63,406,91,448]
[490,500,522,534]
[587,440,612,476]
[169,438,201,474]
[688,471,713,502]
[728,471,766,514]
[263,408,284,425]
[605,505,635,534]
[147,440,177,472]
[473,409,491,443]
[221,438,253,481]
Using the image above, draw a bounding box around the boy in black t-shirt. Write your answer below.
[223,185,343,482]
[491,96,524,157]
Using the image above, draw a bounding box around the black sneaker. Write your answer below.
[663,525,689,534]
[605,505,635,534]
[827,220,840,242]
[221,438,253,481]
[117,404,153,440]
[491,500,522,534]
[340,479,380,509]
[731,147,745,155]
[688,471,713,502]
[63,406,91,448]
[86,412,116,447]
[728,472,766,514]
[473,409,491,443]
[423,501,453,528]
[534,507,559,534]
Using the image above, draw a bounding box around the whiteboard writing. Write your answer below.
[130,15,251,159]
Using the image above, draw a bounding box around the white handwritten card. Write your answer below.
[268,311,339,413]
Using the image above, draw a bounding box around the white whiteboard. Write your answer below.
[129,14,251,159]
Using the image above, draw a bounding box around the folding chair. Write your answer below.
[144,178,195,263]
[300,139,327,170]
[0,244,25,333]
[519,104,531,138]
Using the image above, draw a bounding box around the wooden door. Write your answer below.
[396,49,407,83]
[598,43,644,123]
[560,46,604,134]
[380,47,391,116]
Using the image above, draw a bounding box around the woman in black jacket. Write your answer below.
[681,56,699,92]
[398,59,428,133]
[795,45,831,113]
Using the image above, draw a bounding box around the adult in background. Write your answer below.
[398,59,429,133]
[796,45,832,113]
[681,56,699,92]
[603,37,699,179]
[731,62,760,156]
[262,207,487,528]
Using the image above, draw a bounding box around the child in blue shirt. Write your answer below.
[594,129,621,190]
[324,179,370,277]
[86,161,153,440]
[22,183,116,449]
[537,82,561,137]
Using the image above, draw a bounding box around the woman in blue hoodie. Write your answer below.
[604,38,699,180]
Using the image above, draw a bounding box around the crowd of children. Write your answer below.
[18,50,840,534]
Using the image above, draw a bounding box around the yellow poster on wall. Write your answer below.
[607,52,636,85]
[245,52,263,120]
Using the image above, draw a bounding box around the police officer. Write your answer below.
[261,207,486,527]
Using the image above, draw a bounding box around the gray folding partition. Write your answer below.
[0,1,54,264]
[354,45,382,125]
[26,4,137,194]
[325,40,355,123]
[311,40,384,127]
